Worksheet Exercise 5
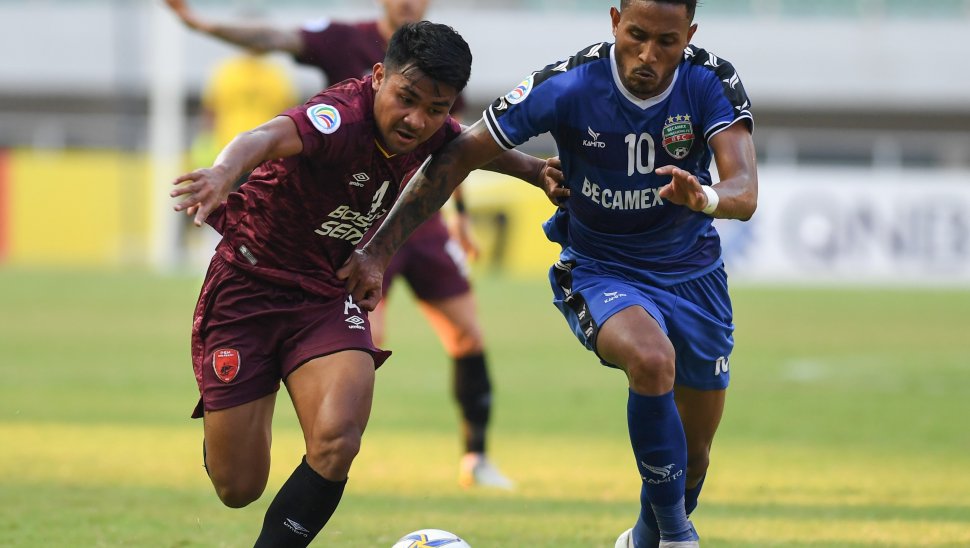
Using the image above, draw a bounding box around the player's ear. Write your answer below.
[687,23,698,42]
[372,63,385,90]
[610,7,621,36]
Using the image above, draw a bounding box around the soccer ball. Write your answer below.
[391,528,472,547]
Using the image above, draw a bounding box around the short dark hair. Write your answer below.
[384,21,473,93]
[621,0,698,21]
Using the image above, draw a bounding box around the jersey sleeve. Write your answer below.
[482,43,609,150]
[688,47,754,141]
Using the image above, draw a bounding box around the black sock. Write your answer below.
[453,353,492,454]
[253,456,346,548]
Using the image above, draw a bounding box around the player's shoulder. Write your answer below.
[683,45,743,79]
[295,78,374,141]
[532,42,612,88]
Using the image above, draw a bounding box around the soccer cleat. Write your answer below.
[659,521,700,548]
[458,453,515,489]
[615,528,634,548]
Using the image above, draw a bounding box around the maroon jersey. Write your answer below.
[206,76,462,298]
[296,19,466,115]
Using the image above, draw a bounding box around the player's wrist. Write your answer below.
[700,185,719,215]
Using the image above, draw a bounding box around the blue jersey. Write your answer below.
[483,43,753,286]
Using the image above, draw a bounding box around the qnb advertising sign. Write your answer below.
[715,168,970,285]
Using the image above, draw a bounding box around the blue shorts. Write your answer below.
[549,260,734,390]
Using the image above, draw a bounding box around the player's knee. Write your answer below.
[624,346,676,393]
[306,425,363,477]
[448,328,484,357]
[213,476,267,508]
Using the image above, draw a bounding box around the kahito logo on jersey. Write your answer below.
[583,127,606,149]
[662,114,694,160]
[307,104,341,134]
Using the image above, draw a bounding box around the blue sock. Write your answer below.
[685,473,706,516]
[627,389,691,543]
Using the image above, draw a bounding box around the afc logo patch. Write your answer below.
[213,348,241,383]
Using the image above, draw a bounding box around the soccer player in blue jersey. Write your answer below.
[341,1,758,546]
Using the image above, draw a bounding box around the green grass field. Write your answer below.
[1,267,969,547]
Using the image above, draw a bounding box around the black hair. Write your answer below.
[384,21,473,93]
[621,0,698,21]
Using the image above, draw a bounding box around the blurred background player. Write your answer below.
[165,0,513,489]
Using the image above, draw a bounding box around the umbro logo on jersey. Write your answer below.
[349,172,369,187]
[583,127,606,149]
[345,315,366,330]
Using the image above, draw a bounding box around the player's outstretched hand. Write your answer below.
[170,166,233,227]
[656,165,708,212]
[541,156,568,205]
[337,249,386,312]
[164,0,204,31]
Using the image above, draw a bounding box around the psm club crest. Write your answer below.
[213,348,241,383]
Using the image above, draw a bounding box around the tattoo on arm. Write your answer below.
[370,150,467,258]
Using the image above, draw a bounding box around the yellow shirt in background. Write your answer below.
[202,54,297,152]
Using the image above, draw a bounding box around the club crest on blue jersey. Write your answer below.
[662,114,694,159]
[504,75,534,105]
[307,104,341,135]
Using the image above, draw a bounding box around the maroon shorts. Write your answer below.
[382,212,471,301]
[190,255,391,418]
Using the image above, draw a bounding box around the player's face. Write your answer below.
[372,62,457,155]
[611,1,697,100]
[379,0,430,30]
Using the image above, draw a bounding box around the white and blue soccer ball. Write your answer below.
[391,528,472,548]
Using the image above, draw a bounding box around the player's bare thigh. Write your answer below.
[285,350,376,480]
[418,291,484,358]
[596,305,676,396]
[202,392,277,507]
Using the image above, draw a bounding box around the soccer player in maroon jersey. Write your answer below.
[171,22,561,546]
[166,0,516,489]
